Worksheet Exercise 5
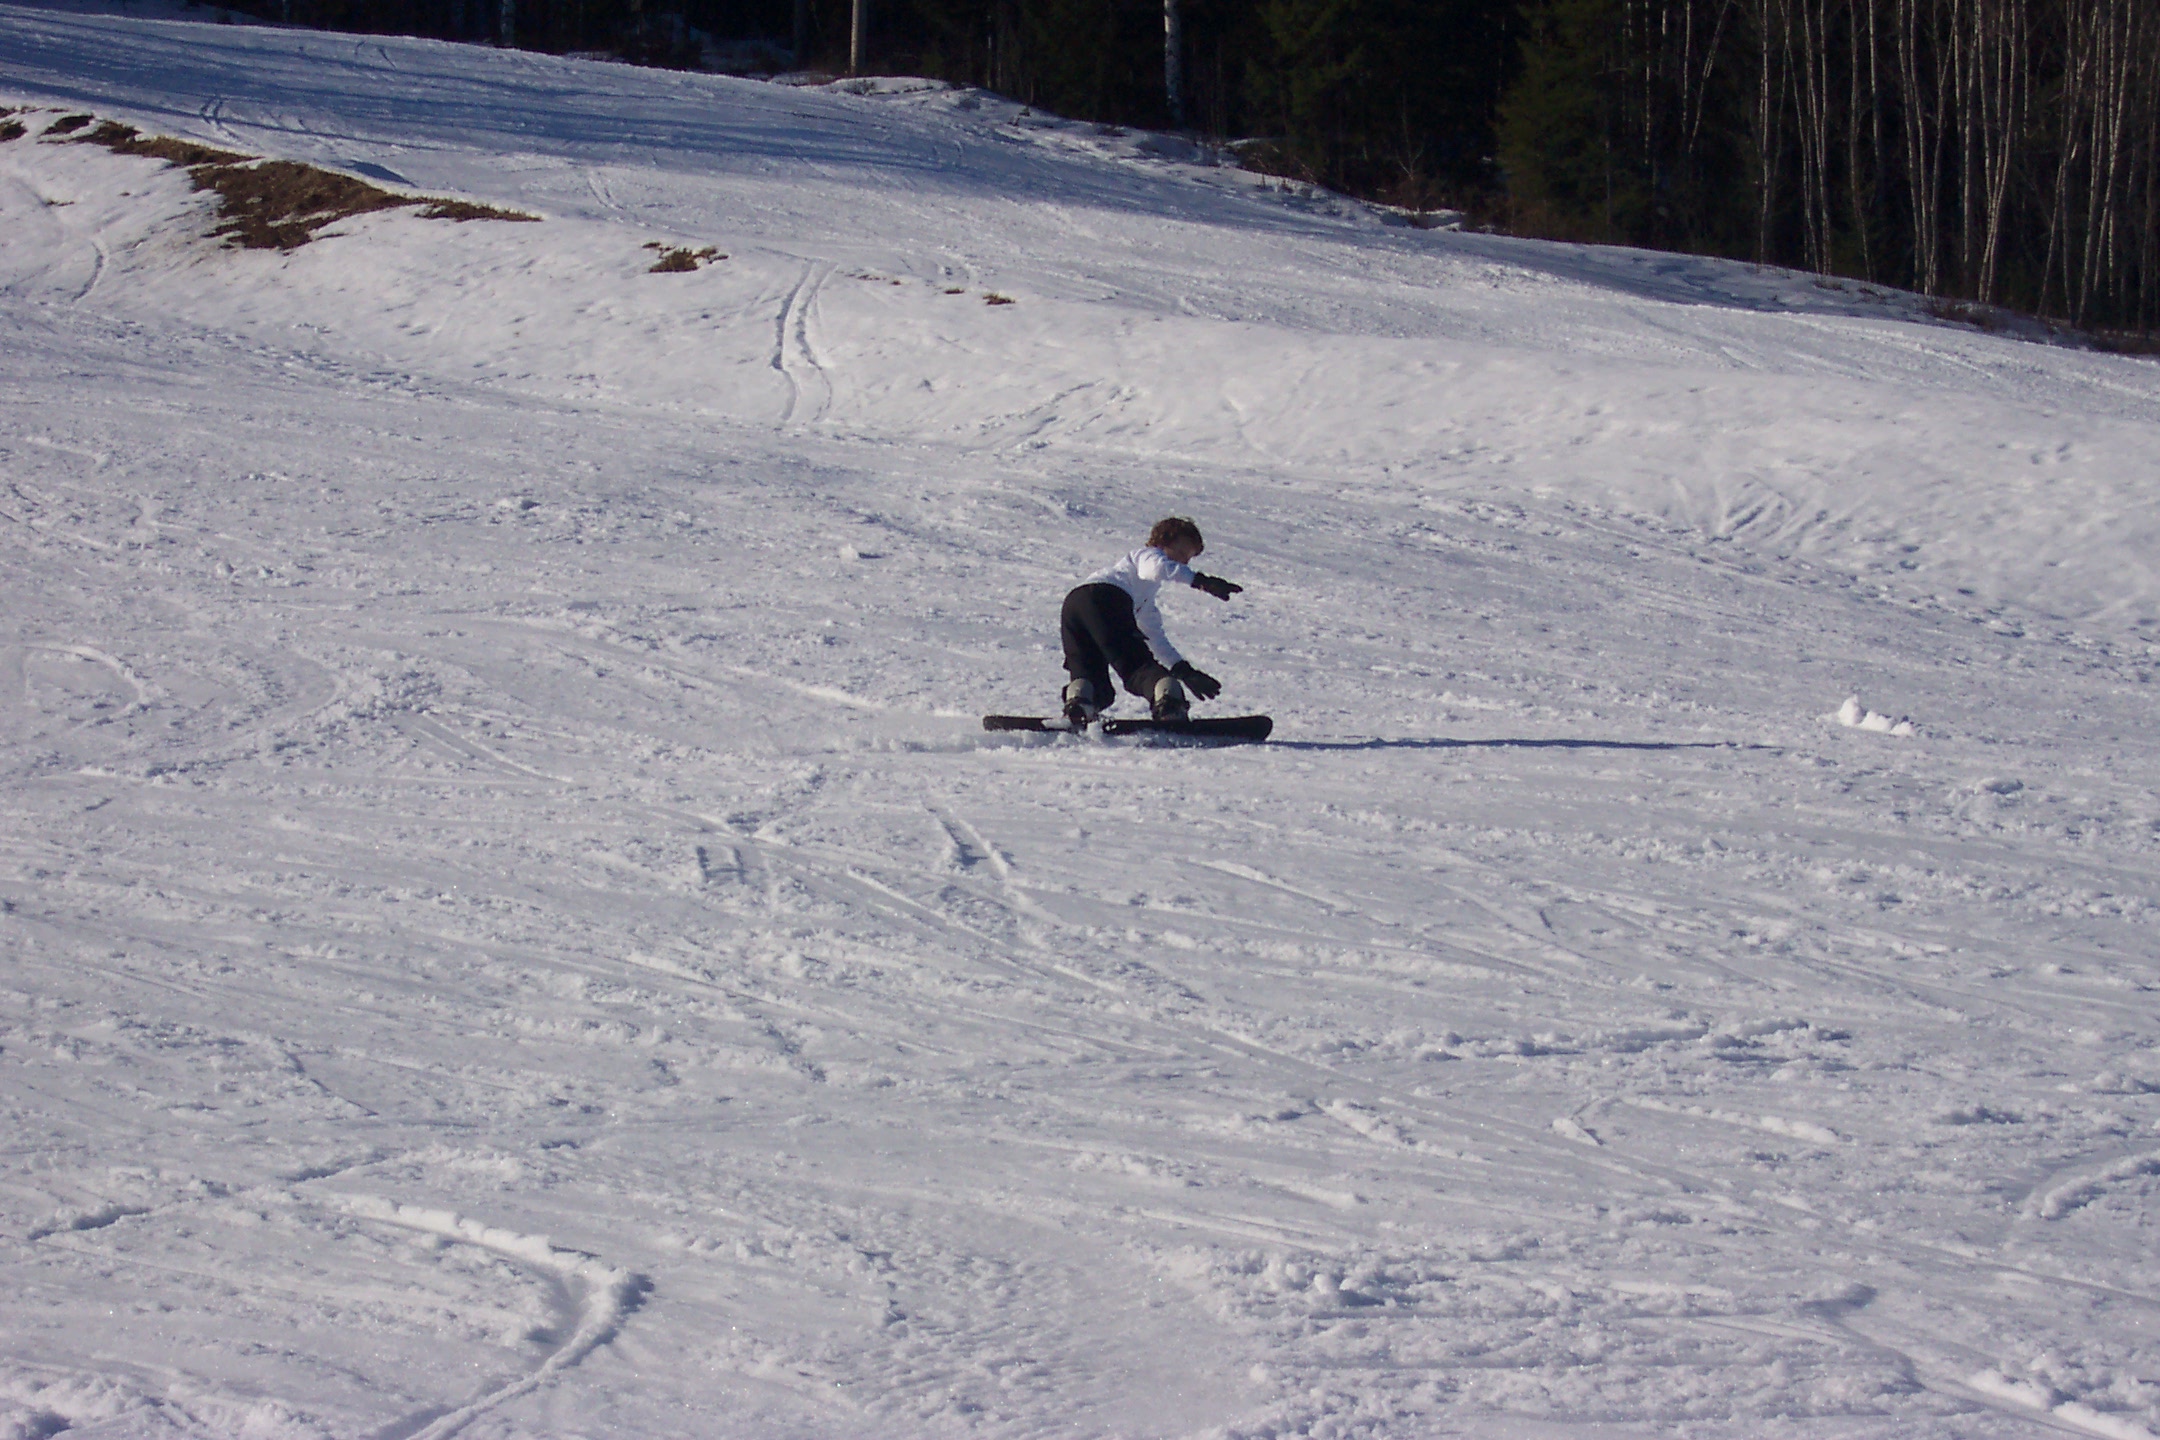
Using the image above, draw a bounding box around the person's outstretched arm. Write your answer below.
[1191,573,1242,601]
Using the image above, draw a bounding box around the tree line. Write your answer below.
[1502,0,2159,333]
[208,0,2158,334]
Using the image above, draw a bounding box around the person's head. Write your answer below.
[1147,516,1204,565]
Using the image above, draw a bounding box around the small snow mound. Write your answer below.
[2055,1403,2160,1440]
[825,76,951,97]
[1830,695,1917,736]
[1968,1369,2058,1411]
[1550,1116,1602,1146]
[1968,1373,2160,1439]
[2026,1149,2160,1219]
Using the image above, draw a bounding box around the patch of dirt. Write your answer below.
[69,118,537,250]
[43,114,94,136]
[643,243,723,273]
[0,120,24,144]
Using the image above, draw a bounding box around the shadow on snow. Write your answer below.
[1273,736,1774,753]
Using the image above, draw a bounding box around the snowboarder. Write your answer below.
[1059,517,1243,727]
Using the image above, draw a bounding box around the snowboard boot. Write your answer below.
[1149,674,1190,722]
[1062,677,1101,729]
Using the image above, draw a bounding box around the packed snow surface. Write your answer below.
[4,5,2160,1436]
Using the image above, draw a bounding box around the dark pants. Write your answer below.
[1061,583,1169,704]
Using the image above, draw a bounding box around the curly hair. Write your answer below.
[1145,516,1204,553]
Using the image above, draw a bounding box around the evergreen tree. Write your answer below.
[1250,0,1519,199]
[1498,0,1641,239]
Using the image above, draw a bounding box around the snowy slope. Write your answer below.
[4,6,2160,1437]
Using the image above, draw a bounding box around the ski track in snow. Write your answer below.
[3,5,2160,1437]
[774,258,836,429]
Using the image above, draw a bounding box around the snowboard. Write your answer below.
[983,714,1274,744]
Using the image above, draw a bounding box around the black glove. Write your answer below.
[1192,573,1242,601]
[1171,661,1222,701]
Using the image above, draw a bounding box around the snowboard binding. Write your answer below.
[1061,677,1101,730]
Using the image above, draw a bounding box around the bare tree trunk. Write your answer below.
[1948,0,1977,293]
[1164,0,1185,128]
[1973,0,2025,302]
[1687,0,1738,159]
[2138,0,2160,329]
[1758,0,1782,261]
[1897,0,1942,294]
[1846,0,1877,278]
[2039,2,2095,319]
[1793,0,1833,272]
[2081,0,2135,323]
[993,0,1020,97]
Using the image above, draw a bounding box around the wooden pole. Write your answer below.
[851,0,868,74]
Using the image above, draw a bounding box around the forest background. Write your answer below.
[199,0,2157,335]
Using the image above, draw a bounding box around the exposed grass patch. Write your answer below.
[44,114,94,136]
[419,197,537,224]
[642,242,723,272]
[197,158,425,249]
[81,119,246,167]
[984,293,1015,305]
[67,117,537,250]
[0,119,24,144]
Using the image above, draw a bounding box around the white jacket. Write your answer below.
[1083,547,1197,666]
